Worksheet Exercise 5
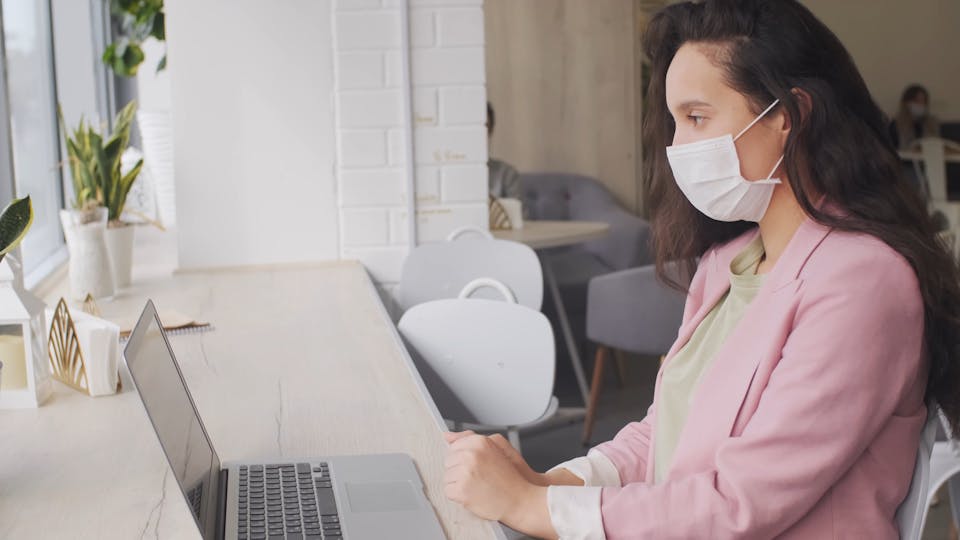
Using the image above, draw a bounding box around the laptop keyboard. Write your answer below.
[237,462,342,539]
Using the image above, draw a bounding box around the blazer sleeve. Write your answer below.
[592,250,715,485]
[597,248,926,539]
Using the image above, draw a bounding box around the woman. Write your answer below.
[890,84,941,150]
[442,0,960,538]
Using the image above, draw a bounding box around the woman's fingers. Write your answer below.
[443,430,476,444]
[487,433,517,455]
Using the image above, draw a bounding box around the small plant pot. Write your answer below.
[104,223,135,288]
[60,208,115,300]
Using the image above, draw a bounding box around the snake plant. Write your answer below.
[59,100,144,224]
[0,196,33,265]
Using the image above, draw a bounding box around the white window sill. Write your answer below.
[25,245,68,299]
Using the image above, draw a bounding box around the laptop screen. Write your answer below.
[124,303,221,539]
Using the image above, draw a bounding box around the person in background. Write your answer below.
[890,84,941,150]
[487,102,522,200]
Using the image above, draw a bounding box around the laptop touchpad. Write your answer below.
[345,481,422,512]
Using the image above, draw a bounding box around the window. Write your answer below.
[1,0,65,276]
[0,0,113,288]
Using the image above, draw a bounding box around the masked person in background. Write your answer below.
[442,1,960,538]
[890,84,941,150]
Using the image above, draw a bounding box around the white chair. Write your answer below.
[897,412,939,539]
[910,138,960,261]
[909,137,960,203]
[397,278,558,451]
[396,227,543,313]
[917,411,960,537]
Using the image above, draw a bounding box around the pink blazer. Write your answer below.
[593,217,928,538]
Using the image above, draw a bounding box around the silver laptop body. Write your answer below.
[123,300,445,540]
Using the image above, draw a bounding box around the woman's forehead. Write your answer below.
[665,43,747,114]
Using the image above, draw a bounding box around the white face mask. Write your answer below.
[666,99,784,222]
[908,102,927,120]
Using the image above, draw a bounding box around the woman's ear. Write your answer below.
[788,87,813,130]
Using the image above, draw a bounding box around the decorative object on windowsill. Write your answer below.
[489,196,524,230]
[82,293,102,317]
[0,196,54,409]
[120,147,161,226]
[103,0,165,77]
[47,299,122,397]
[59,100,145,296]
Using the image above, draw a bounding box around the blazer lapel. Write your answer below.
[664,231,759,362]
[662,218,833,480]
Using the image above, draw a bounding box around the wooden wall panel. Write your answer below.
[485,0,644,213]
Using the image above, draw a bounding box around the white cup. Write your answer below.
[496,198,524,230]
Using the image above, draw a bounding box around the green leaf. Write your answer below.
[121,43,145,76]
[0,196,34,263]
[156,54,166,73]
[114,159,144,219]
[102,43,117,66]
[150,12,165,40]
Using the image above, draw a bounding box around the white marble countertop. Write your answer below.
[0,228,498,539]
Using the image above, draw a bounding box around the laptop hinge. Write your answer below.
[215,468,229,540]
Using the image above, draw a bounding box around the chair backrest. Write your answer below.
[397,279,555,427]
[520,172,653,270]
[896,411,940,540]
[586,262,688,355]
[397,228,543,312]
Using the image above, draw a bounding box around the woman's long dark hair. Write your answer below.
[642,0,960,433]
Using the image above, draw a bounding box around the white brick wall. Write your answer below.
[339,130,387,167]
[436,8,484,46]
[333,0,488,291]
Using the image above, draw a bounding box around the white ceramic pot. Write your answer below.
[104,223,135,288]
[60,208,115,300]
[137,110,176,227]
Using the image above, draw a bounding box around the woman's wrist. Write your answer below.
[530,471,550,487]
[502,482,555,538]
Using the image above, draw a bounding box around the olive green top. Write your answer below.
[654,235,766,484]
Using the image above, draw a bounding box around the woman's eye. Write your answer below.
[688,115,705,126]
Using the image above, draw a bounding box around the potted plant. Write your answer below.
[105,0,176,227]
[103,0,165,77]
[59,100,144,297]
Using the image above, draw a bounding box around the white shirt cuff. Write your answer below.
[547,485,605,540]
[548,449,622,487]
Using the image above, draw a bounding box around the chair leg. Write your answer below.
[949,475,960,538]
[582,346,608,446]
[507,428,521,454]
[614,350,628,388]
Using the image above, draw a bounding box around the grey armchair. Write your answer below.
[521,173,653,273]
[582,262,688,444]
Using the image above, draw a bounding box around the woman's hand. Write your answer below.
[444,431,548,486]
[443,433,553,536]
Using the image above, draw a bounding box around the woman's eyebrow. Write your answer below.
[675,100,713,112]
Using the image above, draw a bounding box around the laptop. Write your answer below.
[123,300,446,540]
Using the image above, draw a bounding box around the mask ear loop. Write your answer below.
[765,154,785,180]
[734,98,781,141]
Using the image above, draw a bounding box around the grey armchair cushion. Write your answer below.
[586,262,688,355]
[520,173,653,271]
